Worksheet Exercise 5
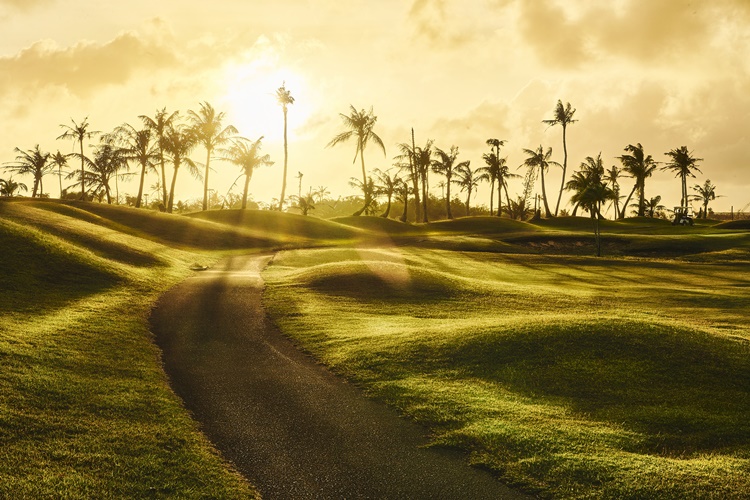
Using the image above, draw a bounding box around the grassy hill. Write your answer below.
[3,198,750,498]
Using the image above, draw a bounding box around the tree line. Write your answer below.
[1,92,719,221]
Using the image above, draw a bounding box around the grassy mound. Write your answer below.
[263,247,750,498]
[189,208,360,242]
[0,201,256,498]
[332,215,423,235]
[716,219,750,230]
[427,216,535,235]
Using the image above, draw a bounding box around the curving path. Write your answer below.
[151,254,528,499]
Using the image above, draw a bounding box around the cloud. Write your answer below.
[0,22,179,99]
[0,0,53,12]
[516,0,750,69]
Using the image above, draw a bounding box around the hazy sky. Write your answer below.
[1,0,748,213]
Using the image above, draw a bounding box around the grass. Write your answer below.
[262,246,750,498]
[4,198,750,498]
[0,200,257,498]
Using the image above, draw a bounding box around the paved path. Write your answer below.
[151,254,528,499]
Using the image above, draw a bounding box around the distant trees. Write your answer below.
[276,83,295,211]
[218,137,274,210]
[163,126,200,213]
[617,143,657,218]
[543,100,576,217]
[0,177,27,197]
[520,146,559,218]
[663,146,703,209]
[187,102,238,212]
[140,108,179,205]
[566,153,615,256]
[57,117,99,200]
[113,124,158,208]
[4,145,52,198]
[432,146,468,219]
[691,179,718,218]
[453,162,479,216]
[327,106,386,216]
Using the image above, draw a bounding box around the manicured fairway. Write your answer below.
[263,246,750,498]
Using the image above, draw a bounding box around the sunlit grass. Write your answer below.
[0,201,256,498]
[263,247,750,498]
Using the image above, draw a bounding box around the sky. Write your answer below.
[1,0,748,214]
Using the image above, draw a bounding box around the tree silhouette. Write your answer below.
[373,168,402,218]
[543,100,576,217]
[57,117,99,200]
[140,108,179,205]
[603,164,623,219]
[327,105,386,216]
[566,153,615,256]
[432,146,468,219]
[663,146,703,209]
[163,126,200,213]
[0,177,27,197]
[114,124,158,208]
[645,195,666,218]
[187,102,238,211]
[4,145,52,198]
[453,161,478,216]
[484,139,507,215]
[348,176,379,215]
[275,83,295,211]
[520,145,560,218]
[50,151,69,199]
[617,143,657,218]
[218,137,274,210]
[691,179,719,219]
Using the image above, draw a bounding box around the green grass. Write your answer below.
[0,200,257,498]
[4,198,750,498]
[263,246,750,498]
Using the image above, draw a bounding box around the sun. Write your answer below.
[219,60,311,144]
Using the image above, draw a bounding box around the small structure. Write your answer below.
[672,206,694,226]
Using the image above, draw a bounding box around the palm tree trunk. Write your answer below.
[400,190,408,222]
[279,109,289,211]
[410,129,421,222]
[620,184,637,219]
[167,162,180,213]
[497,181,503,217]
[136,163,146,208]
[203,149,211,211]
[489,178,494,214]
[381,194,392,218]
[58,167,63,199]
[446,176,452,219]
[540,167,552,217]
[352,139,368,217]
[241,170,252,210]
[554,125,567,216]
[160,152,167,204]
[466,190,471,216]
[79,140,85,200]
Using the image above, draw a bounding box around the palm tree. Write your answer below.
[4,145,52,198]
[396,129,422,222]
[218,137,274,210]
[373,168,402,218]
[67,138,129,204]
[453,161,478,216]
[691,179,718,219]
[432,146,469,219]
[483,139,506,214]
[0,177,28,197]
[291,190,316,216]
[412,139,434,222]
[313,185,330,203]
[617,143,657,218]
[187,102,238,212]
[275,83,295,211]
[49,151,70,198]
[327,105,386,216]
[542,100,577,216]
[520,145,560,218]
[162,126,200,213]
[348,176,378,215]
[140,108,180,205]
[663,146,703,209]
[603,164,623,219]
[395,176,411,222]
[57,117,99,200]
[566,153,606,217]
[114,123,159,208]
[645,195,666,218]
[478,153,499,214]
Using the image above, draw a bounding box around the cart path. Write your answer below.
[150,254,528,499]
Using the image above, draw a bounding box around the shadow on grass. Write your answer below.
[0,222,121,315]
[435,320,750,457]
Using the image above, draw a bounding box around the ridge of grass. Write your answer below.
[263,246,750,498]
[0,201,257,498]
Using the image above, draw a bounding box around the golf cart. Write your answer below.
[672,206,695,226]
